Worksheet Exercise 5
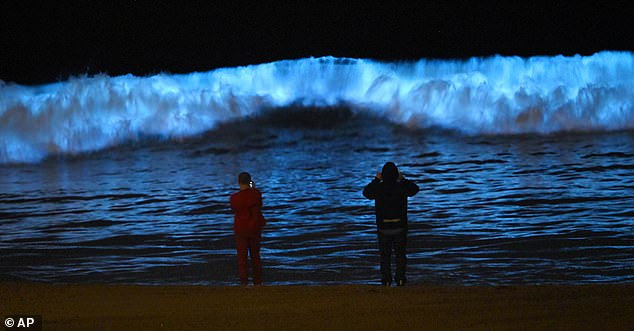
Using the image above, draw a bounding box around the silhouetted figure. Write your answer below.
[230,172,266,286]
[363,162,419,286]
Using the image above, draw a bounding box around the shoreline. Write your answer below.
[2,282,633,330]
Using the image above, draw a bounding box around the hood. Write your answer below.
[381,162,399,182]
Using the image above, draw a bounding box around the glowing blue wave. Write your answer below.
[1,51,634,163]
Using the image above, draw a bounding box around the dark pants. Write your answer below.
[377,228,407,284]
[235,235,262,286]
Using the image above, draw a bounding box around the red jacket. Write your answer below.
[230,188,266,236]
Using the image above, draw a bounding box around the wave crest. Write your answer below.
[1,51,633,163]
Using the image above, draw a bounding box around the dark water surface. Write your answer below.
[1,110,633,285]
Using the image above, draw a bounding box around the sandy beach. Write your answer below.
[1,282,633,330]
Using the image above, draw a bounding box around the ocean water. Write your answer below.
[1,53,633,285]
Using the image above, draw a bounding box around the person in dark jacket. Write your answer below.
[363,162,419,286]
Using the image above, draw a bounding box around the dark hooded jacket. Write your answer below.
[363,162,420,230]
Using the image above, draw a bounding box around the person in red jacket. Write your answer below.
[230,172,266,286]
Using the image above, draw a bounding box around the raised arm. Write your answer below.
[402,178,420,197]
[363,177,381,200]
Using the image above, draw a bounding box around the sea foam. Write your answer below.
[1,51,633,163]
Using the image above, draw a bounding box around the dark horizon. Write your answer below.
[2,2,633,85]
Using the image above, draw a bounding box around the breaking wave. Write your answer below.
[1,51,634,163]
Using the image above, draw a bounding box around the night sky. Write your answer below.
[1,2,632,85]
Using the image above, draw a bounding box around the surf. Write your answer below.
[1,51,633,164]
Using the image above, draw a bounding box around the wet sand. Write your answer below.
[1,282,633,330]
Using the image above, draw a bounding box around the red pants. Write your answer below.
[235,235,262,285]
